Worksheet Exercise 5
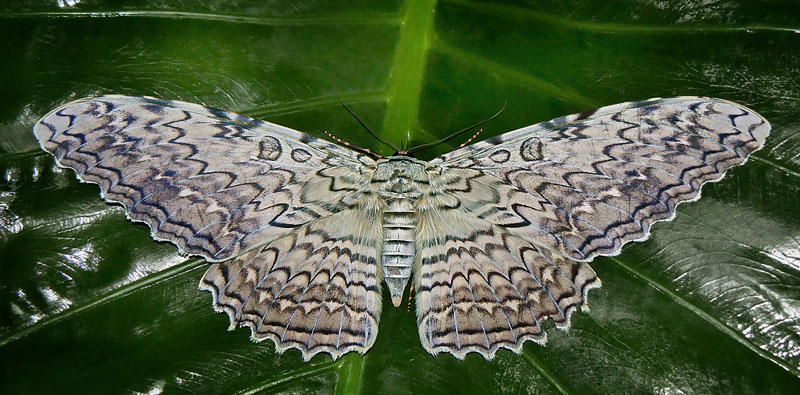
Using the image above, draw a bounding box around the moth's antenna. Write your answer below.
[340,100,400,152]
[324,130,383,159]
[406,101,506,155]
[458,128,484,149]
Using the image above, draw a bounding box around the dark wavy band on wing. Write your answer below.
[34,95,372,262]
[431,97,770,261]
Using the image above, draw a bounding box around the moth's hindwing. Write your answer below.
[200,208,383,360]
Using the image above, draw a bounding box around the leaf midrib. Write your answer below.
[380,0,438,153]
[330,1,436,392]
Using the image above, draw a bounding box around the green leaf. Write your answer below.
[2,0,800,393]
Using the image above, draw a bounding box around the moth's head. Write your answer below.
[390,141,415,158]
[391,149,413,157]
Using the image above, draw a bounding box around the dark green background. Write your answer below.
[1,1,799,393]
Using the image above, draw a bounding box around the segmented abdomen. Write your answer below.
[381,198,416,306]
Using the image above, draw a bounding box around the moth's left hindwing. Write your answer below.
[34,95,382,360]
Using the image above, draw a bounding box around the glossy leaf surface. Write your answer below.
[1,1,799,393]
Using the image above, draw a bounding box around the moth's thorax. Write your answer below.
[373,156,429,180]
[373,156,429,200]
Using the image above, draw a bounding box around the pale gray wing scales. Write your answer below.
[33,95,372,261]
[199,206,383,360]
[35,95,384,360]
[414,97,767,359]
[414,211,599,359]
[430,97,770,261]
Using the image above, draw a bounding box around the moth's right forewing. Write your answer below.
[34,95,372,262]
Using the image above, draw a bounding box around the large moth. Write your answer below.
[34,95,769,360]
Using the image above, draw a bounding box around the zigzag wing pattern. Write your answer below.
[33,95,382,360]
[430,97,770,262]
[34,94,770,361]
[33,95,372,261]
[200,208,383,360]
[414,210,599,359]
[417,97,769,359]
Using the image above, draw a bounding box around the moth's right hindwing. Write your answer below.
[414,209,600,359]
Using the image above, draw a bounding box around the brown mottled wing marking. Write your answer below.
[199,208,382,360]
[33,95,381,360]
[414,211,599,359]
[34,95,771,361]
[34,95,371,261]
[418,97,769,358]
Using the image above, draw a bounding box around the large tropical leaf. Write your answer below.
[1,0,799,393]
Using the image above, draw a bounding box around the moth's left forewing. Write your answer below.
[417,97,769,359]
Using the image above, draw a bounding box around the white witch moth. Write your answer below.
[33,95,769,360]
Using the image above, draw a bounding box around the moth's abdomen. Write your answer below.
[382,198,417,307]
